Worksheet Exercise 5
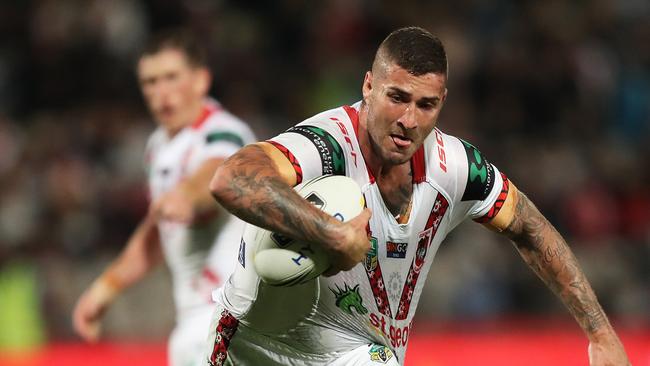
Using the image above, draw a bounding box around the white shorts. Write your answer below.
[169,305,215,366]
[204,307,400,366]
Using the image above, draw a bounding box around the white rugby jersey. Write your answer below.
[146,99,256,316]
[215,102,508,363]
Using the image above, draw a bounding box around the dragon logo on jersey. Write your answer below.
[287,125,346,175]
[368,344,394,364]
[330,283,368,316]
[460,139,494,201]
[365,237,378,272]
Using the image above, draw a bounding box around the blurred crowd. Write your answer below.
[0,0,648,343]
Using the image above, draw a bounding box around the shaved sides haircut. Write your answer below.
[373,26,447,77]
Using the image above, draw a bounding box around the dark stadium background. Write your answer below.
[0,1,647,365]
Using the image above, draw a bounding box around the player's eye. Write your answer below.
[417,101,435,111]
[389,93,403,103]
[140,77,156,87]
[164,72,179,82]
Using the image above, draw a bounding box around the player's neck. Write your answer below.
[163,101,205,138]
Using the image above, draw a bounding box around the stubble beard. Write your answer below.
[369,132,412,166]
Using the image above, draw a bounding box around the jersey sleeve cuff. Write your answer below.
[474,172,509,223]
[266,140,303,184]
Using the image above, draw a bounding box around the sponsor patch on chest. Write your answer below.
[386,241,408,259]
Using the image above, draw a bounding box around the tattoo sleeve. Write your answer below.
[210,144,341,248]
[503,192,611,337]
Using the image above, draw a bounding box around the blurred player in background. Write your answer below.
[72,29,256,366]
[208,27,629,365]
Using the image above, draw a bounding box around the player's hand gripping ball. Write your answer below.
[251,175,364,286]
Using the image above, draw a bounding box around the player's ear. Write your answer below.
[362,71,373,101]
[194,67,211,96]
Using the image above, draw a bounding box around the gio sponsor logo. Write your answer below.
[386,241,407,259]
[330,283,368,316]
[368,344,394,364]
[460,139,494,201]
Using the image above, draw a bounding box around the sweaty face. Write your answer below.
[137,48,208,135]
[363,62,447,165]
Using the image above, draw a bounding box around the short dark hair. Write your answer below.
[139,28,207,68]
[375,27,447,76]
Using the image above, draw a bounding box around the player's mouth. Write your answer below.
[390,134,412,148]
[158,105,176,118]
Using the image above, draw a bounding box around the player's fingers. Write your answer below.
[72,299,90,332]
[85,321,101,343]
[77,320,101,343]
[356,208,372,223]
[73,311,99,342]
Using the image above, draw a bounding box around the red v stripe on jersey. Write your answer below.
[208,310,239,366]
[410,147,426,183]
[192,103,220,130]
[395,193,449,320]
[363,193,392,318]
[344,105,376,183]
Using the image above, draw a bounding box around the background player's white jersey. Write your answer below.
[146,98,256,315]
[212,102,508,365]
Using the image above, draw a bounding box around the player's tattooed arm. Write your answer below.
[502,192,629,364]
[503,193,607,333]
[210,144,335,242]
[209,143,370,270]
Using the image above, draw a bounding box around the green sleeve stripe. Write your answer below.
[205,132,244,147]
[287,125,346,175]
[459,138,495,201]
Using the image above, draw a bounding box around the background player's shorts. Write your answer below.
[169,305,215,366]
[204,304,401,366]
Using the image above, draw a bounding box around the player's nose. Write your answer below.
[397,105,417,129]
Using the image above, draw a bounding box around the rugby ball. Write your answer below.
[252,175,364,286]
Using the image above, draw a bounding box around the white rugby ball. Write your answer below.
[252,175,364,286]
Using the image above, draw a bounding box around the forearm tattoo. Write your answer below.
[503,193,607,334]
[212,145,337,246]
